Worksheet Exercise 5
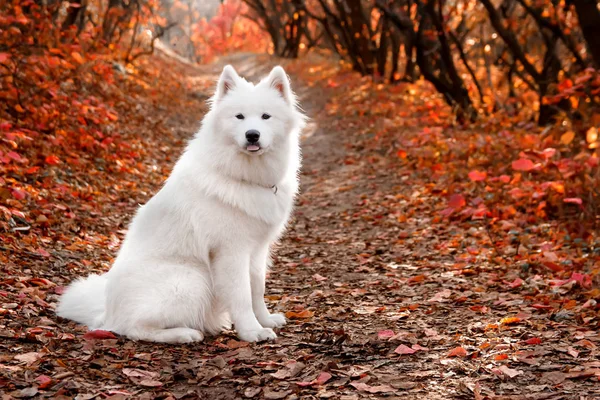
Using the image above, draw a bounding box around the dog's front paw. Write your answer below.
[258,313,287,328]
[237,327,277,342]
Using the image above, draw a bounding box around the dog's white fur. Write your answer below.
[57,65,305,343]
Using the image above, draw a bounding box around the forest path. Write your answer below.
[1,51,597,400]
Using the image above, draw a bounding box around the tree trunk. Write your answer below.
[572,0,600,67]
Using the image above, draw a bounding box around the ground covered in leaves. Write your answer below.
[1,50,599,399]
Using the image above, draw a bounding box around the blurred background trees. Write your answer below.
[1,0,599,126]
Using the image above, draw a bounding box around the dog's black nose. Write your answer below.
[245,130,260,143]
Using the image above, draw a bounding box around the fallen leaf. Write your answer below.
[500,317,521,325]
[497,365,523,378]
[394,344,416,355]
[350,382,395,393]
[34,375,53,389]
[84,330,117,340]
[524,337,542,345]
[560,131,575,145]
[263,388,291,399]
[14,352,43,365]
[448,194,466,209]
[448,347,467,358]
[512,158,536,171]
[563,197,582,205]
[285,310,314,319]
[316,371,332,385]
[377,329,395,340]
[468,170,487,181]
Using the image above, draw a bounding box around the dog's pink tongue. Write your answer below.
[247,145,260,152]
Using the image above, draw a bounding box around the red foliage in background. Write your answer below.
[190,0,270,63]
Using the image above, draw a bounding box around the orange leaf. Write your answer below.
[448,346,467,357]
[500,317,521,325]
[560,131,575,145]
[45,155,60,165]
[285,310,314,319]
[468,170,487,182]
[71,51,85,64]
[587,127,598,143]
[407,274,426,284]
[0,52,10,63]
[494,354,508,361]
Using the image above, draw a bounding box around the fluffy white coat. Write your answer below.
[57,65,306,343]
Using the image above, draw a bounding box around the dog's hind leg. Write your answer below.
[128,327,204,344]
[102,261,215,343]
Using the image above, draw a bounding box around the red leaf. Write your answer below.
[377,330,395,340]
[448,347,467,357]
[11,188,26,200]
[507,278,523,289]
[35,375,53,389]
[543,261,563,272]
[524,337,542,345]
[448,194,466,210]
[468,170,487,182]
[512,158,535,171]
[0,52,10,63]
[570,272,592,288]
[531,303,554,310]
[7,151,23,162]
[316,371,332,385]
[84,330,117,340]
[37,248,50,257]
[45,155,60,165]
[499,175,511,183]
[394,344,416,355]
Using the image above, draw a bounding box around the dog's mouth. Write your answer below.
[246,144,261,152]
[244,143,266,154]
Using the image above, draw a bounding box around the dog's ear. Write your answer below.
[264,66,293,105]
[215,65,238,101]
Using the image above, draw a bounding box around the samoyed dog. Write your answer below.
[57,65,306,343]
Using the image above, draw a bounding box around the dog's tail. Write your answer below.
[56,274,107,329]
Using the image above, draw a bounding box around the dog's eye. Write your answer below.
[236,114,245,120]
[262,113,271,120]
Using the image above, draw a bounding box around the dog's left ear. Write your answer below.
[265,66,293,105]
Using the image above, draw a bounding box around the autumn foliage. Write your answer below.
[1,0,600,398]
[188,0,270,63]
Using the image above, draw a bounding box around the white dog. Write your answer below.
[57,65,306,343]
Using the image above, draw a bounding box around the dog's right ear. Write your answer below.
[215,65,238,102]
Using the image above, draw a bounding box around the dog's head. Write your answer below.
[208,65,305,156]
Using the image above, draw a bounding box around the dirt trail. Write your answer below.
[1,52,598,400]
